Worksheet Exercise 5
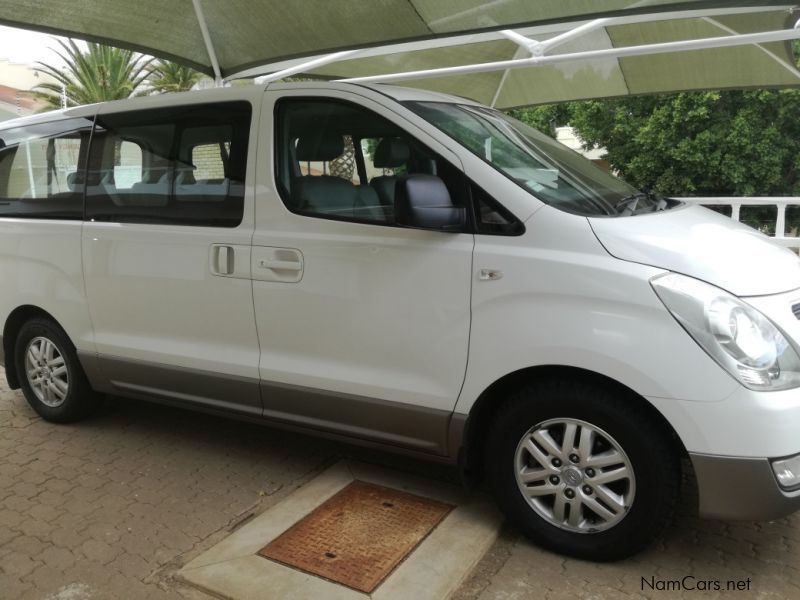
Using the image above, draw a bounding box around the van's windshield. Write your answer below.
[407,101,663,217]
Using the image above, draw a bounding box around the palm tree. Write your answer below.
[147,60,203,94]
[34,40,152,109]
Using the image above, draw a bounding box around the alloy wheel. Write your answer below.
[24,336,70,408]
[514,417,636,533]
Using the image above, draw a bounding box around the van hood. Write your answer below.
[589,204,800,297]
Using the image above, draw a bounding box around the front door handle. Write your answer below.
[252,247,304,283]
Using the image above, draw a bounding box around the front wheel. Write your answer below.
[486,380,680,561]
[14,318,101,423]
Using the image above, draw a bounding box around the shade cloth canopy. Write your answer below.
[0,1,798,107]
[309,6,800,107]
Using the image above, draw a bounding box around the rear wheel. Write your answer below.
[486,380,679,561]
[14,318,101,423]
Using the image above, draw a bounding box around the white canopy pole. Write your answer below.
[538,18,611,53]
[500,30,540,54]
[260,50,361,83]
[225,7,788,81]
[191,0,223,85]
[503,17,615,57]
[340,27,800,85]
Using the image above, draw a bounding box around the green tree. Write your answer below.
[507,42,800,232]
[507,104,570,138]
[566,90,800,199]
[35,40,152,108]
[147,60,203,94]
[564,90,800,232]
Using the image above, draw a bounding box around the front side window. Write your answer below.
[275,98,471,227]
[408,102,656,217]
[86,102,251,227]
[0,117,93,219]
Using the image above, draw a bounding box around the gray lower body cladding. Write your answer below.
[82,353,462,459]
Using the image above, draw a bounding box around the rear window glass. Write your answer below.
[0,117,94,220]
[85,101,251,227]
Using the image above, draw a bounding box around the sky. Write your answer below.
[0,25,71,65]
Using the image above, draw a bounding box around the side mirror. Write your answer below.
[394,174,466,232]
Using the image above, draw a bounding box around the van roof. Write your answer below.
[0,82,479,130]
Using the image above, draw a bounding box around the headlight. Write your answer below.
[651,273,800,391]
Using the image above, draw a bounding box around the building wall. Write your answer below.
[0,60,50,91]
[0,60,55,122]
[555,126,608,161]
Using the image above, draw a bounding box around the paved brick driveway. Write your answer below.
[2,368,800,599]
[0,370,340,599]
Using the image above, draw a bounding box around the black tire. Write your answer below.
[14,318,101,423]
[486,379,680,561]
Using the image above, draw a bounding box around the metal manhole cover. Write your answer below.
[258,479,454,593]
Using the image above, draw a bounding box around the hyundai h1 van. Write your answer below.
[1,82,799,560]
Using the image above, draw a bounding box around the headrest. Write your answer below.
[66,172,83,192]
[296,132,344,162]
[417,158,438,175]
[373,138,409,168]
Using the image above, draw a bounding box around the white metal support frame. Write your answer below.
[339,23,800,85]
[229,6,792,83]
[191,0,223,86]
[501,18,612,57]
[260,50,361,84]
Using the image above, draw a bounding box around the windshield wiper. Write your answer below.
[652,194,669,211]
[615,192,649,214]
[615,190,668,215]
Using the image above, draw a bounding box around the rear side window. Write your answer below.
[114,140,144,189]
[0,117,93,220]
[85,101,251,227]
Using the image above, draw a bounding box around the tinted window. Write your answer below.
[114,140,144,189]
[472,184,524,235]
[0,117,93,219]
[275,99,470,227]
[86,102,250,227]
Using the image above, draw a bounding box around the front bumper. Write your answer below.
[691,453,800,521]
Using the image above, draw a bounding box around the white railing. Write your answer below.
[680,197,800,249]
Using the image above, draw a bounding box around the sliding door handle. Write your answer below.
[210,244,234,276]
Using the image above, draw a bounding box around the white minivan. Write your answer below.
[2,82,800,560]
